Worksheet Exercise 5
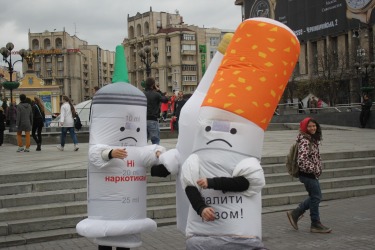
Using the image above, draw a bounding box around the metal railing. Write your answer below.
[274,102,373,116]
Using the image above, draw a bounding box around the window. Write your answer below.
[183,75,197,81]
[182,34,195,41]
[182,65,197,71]
[166,46,171,52]
[46,62,52,70]
[210,37,220,46]
[57,62,64,70]
[183,55,195,61]
[182,44,196,51]
[210,48,216,59]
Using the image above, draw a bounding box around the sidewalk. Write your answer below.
[1,125,374,249]
[2,195,374,250]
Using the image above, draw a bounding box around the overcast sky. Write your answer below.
[0,0,241,73]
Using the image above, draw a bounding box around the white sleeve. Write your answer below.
[180,154,200,190]
[89,144,113,169]
[158,149,180,175]
[60,105,66,123]
[232,157,265,197]
[140,145,166,168]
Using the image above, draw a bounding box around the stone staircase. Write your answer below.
[0,150,375,248]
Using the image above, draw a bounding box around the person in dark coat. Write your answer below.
[16,94,33,152]
[360,94,372,128]
[172,91,187,132]
[0,107,5,146]
[32,97,45,151]
[143,77,168,145]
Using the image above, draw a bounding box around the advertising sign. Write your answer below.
[244,0,375,41]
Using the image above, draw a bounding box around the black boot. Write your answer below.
[286,207,304,230]
[36,143,41,151]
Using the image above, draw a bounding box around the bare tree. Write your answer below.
[309,51,349,106]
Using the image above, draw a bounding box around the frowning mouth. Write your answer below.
[119,137,138,142]
[206,139,232,147]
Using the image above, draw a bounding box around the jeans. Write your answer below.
[60,127,78,146]
[298,175,322,223]
[147,120,160,145]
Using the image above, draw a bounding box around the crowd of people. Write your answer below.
[1,94,80,152]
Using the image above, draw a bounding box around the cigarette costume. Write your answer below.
[181,18,300,248]
[76,46,164,248]
[157,34,233,233]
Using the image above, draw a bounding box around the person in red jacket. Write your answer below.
[287,117,332,233]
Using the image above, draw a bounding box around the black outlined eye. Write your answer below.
[120,127,125,132]
[136,127,140,132]
[205,126,211,132]
[230,128,237,134]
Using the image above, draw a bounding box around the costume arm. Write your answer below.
[140,144,166,168]
[206,176,249,192]
[89,144,114,169]
[158,148,180,175]
[151,164,171,177]
[180,154,200,189]
[232,157,265,196]
[185,186,209,216]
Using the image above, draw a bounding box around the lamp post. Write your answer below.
[138,45,159,77]
[0,42,27,132]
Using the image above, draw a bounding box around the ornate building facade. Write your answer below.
[27,29,115,103]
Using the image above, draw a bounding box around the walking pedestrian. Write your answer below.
[359,94,372,128]
[32,97,45,151]
[286,117,332,233]
[0,107,5,146]
[56,96,79,151]
[16,94,33,152]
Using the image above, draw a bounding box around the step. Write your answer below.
[0,169,87,185]
[147,204,176,219]
[262,157,375,174]
[265,165,375,184]
[262,184,375,207]
[0,228,79,248]
[147,181,176,195]
[0,201,87,222]
[0,178,87,196]
[263,175,375,195]
[0,189,87,209]
[147,193,176,207]
[5,214,86,235]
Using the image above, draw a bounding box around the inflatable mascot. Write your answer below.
[181,17,300,249]
[152,33,233,233]
[76,45,165,248]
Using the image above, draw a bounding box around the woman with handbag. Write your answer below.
[32,97,45,151]
[56,96,79,151]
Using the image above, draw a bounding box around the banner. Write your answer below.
[244,0,375,41]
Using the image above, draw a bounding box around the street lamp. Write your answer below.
[0,42,27,132]
[138,45,159,77]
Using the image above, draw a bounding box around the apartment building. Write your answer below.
[27,29,115,103]
[123,7,232,94]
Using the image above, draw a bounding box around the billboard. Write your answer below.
[244,0,375,41]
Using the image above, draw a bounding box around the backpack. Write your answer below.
[286,142,300,178]
[74,112,82,130]
[286,140,312,178]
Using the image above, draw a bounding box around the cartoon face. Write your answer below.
[89,105,147,147]
[192,107,264,159]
